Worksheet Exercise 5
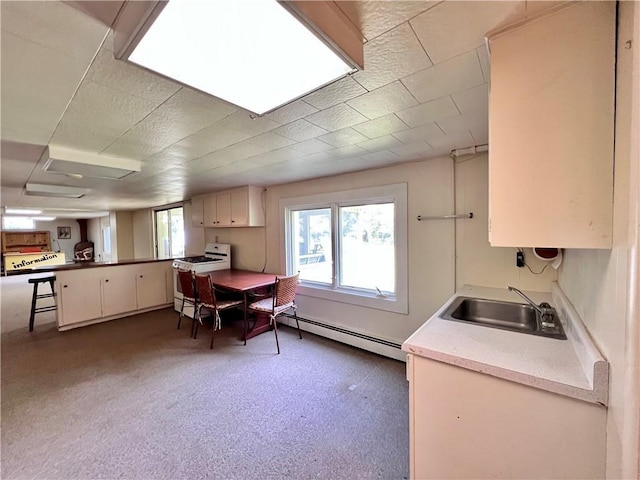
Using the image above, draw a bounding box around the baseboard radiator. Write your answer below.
[283,313,402,350]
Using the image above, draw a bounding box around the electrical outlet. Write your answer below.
[516,251,525,268]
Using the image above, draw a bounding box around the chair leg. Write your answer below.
[210,311,220,349]
[272,314,280,354]
[293,309,302,339]
[177,297,185,329]
[28,282,38,332]
[193,306,200,339]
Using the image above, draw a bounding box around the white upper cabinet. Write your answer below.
[191,196,204,228]
[487,2,615,248]
[199,186,264,228]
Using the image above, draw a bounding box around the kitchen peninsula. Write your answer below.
[17,258,175,331]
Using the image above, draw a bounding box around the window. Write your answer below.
[282,184,407,314]
[155,207,185,259]
[2,216,35,230]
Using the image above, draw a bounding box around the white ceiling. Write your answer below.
[0,0,548,217]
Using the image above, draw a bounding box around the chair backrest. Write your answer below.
[178,270,196,299]
[274,273,299,307]
[194,274,215,307]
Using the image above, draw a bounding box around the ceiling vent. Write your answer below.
[24,183,90,199]
[41,145,141,180]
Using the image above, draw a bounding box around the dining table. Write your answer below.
[206,269,281,341]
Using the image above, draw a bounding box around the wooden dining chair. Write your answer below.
[247,273,302,354]
[193,274,244,349]
[177,269,199,337]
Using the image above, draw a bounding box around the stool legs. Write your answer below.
[28,277,57,332]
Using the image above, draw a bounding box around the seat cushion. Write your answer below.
[248,298,294,314]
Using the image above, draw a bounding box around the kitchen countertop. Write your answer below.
[4,257,175,275]
[402,282,608,406]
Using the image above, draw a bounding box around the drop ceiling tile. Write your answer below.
[353,22,433,91]
[329,144,368,158]
[50,122,122,153]
[427,131,475,150]
[303,76,367,110]
[357,135,404,153]
[347,81,417,119]
[265,100,318,124]
[1,1,109,61]
[359,150,400,164]
[1,32,102,144]
[410,1,523,64]
[470,125,489,144]
[245,132,298,152]
[84,47,182,104]
[436,109,487,135]
[214,110,281,135]
[305,104,369,132]
[102,111,201,158]
[392,122,445,144]
[390,141,434,159]
[476,46,490,82]
[317,128,369,147]
[401,50,485,104]
[176,87,237,116]
[395,96,460,128]
[187,124,253,153]
[352,114,409,139]
[272,119,329,142]
[55,81,159,138]
[335,1,440,41]
[290,139,335,155]
[241,147,300,168]
[451,83,488,114]
[153,91,231,129]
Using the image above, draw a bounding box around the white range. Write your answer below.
[171,243,231,318]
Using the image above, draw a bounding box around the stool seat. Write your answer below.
[28,276,57,332]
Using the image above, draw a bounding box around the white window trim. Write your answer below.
[280,183,408,314]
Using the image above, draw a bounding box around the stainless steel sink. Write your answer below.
[441,296,567,340]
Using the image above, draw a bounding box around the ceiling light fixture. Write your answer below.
[4,208,42,215]
[114,0,362,116]
[24,183,90,199]
[32,216,57,222]
[41,145,141,180]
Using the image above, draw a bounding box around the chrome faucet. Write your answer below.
[507,286,555,325]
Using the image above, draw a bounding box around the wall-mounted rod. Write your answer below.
[417,213,473,221]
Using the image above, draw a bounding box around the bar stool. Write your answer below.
[28,275,57,332]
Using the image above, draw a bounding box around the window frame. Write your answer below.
[280,183,408,314]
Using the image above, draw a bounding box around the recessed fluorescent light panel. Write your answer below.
[4,208,42,215]
[24,183,90,199]
[42,145,141,180]
[125,0,356,115]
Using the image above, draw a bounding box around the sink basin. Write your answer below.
[441,296,567,340]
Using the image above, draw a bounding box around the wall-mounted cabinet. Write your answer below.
[197,185,264,228]
[487,2,615,248]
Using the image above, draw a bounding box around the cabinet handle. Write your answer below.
[231,220,235,223]
[140,275,143,278]
[63,285,68,288]
[105,279,109,282]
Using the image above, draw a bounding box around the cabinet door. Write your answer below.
[136,266,168,309]
[191,197,204,227]
[488,2,615,248]
[58,275,102,326]
[101,270,137,317]
[203,195,217,227]
[230,188,249,226]
[215,193,231,226]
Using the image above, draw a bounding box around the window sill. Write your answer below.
[297,283,408,314]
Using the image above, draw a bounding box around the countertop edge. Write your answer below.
[402,284,609,406]
[6,257,176,275]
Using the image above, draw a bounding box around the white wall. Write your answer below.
[132,209,153,259]
[455,153,558,292]
[114,211,134,261]
[184,201,205,256]
[557,3,639,478]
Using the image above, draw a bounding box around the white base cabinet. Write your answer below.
[56,261,173,330]
[407,354,606,479]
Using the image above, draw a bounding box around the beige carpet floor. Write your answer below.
[1,273,409,479]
